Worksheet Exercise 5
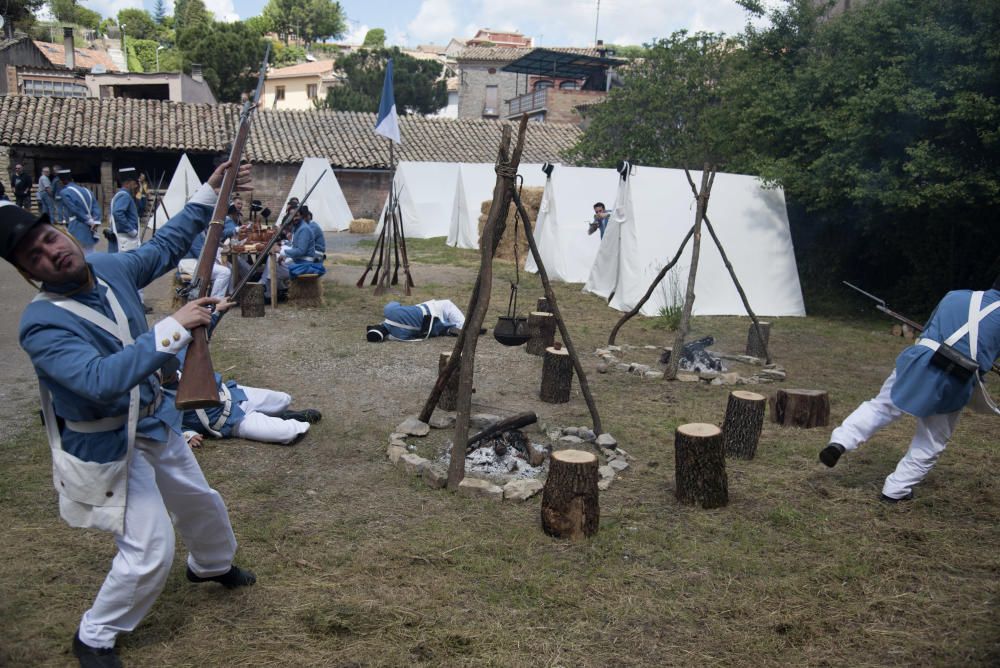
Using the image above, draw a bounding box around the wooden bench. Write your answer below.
[289,273,323,307]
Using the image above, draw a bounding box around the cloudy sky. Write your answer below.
[81,0,760,46]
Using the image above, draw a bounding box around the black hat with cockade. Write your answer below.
[0,201,49,262]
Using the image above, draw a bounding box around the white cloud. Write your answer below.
[344,21,371,45]
[405,0,460,45]
[204,0,239,22]
[83,0,144,20]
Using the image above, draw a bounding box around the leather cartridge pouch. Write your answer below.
[929,342,979,381]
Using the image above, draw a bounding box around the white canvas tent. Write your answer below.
[584,166,806,317]
[152,153,201,229]
[282,157,354,231]
[524,165,619,283]
[377,161,459,239]
[447,162,551,249]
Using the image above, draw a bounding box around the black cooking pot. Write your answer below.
[494,315,530,346]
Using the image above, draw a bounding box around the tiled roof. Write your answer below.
[32,40,122,72]
[457,46,602,62]
[0,96,581,168]
[266,59,335,79]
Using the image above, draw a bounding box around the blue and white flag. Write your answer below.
[374,58,401,144]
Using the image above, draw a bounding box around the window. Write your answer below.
[307,83,318,99]
[533,80,553,91]
[483,85,499,116]
[23,78,87,98]
[275,85,285,101]
[559,81,579,90]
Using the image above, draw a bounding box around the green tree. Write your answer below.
[245,15,274,36]
[362,28,386,48]
[173,0,212,33]
[153,0,167,25]
[4,0,46,35]
[125,42,144,72]
[263,0,346,45]
[117,8,157,40]
[49,0,102,30]
[178,20,268,102]
[130,38,160,71]
[318,48,446,115]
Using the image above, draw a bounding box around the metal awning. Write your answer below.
[501,48,623,79]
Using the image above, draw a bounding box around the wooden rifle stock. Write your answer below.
[176,44,270,410]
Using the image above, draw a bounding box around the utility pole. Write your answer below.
[594,0,601,46]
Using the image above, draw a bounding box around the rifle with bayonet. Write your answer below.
[175,43,270,410]
[844,281,1000,376]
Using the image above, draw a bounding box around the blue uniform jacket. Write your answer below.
[223,216,238,241]
[62,182,102,249]
[185,230,206,260]
[109,188,139,253]
[181,374,248,438]
[308,221,326,257]
[19,193,213,464]
[891,289,1000,417]
[283,221,318,263]
[382,302,452,340]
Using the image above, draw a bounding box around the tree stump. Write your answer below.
[722,391,766,459]
[541,449,599,540]
[536,297,551,313]
[769,389,830,428]
[289,274,323,307]
[674,423,728,509]
[437,352,460,411]
[240,282,265,318]
[526,311,556,356]
[745,321,771,359]
[540,346,574,403]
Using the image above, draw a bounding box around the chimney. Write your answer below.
[63,27,75,70]
[191,64,204,82]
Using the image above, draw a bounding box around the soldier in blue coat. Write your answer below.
[107,168,140,254]
[58,168,102,255]
[366,299,467,342]
[2,159,255,668]
[262,208,323,300]
[821,279,1000,501]
[302,206,326,263]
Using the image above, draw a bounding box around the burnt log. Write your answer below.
[437,352,460,411]
[674,423,728,509]
[541,449,600,539]
[466,412,538,450]
[770,389,830,428]
[540,346,574,403]
[722,391,766,460]
[745,321,771,359]
[526,311,556,356]
[240,282,265,318]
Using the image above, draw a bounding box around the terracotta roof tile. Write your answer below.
[0,97,580,168]
[32,39,122,72]
[266,59,336,79]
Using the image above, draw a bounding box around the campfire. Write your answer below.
[439,412,548,481]
[660,336,726,373]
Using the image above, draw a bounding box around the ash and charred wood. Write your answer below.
[466,412,538,451]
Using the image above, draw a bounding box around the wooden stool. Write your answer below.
[674,423,728,508]
[437,352,460,411]
[722,391,766,459]
[770,389,830,428]
[540,346,573,403]
[526,311,556,356]
[745,321,771,359]
[241,282,265,317]
[541,449,599,539]
[289,273,323,307]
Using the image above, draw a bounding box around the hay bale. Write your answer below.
[350,218,377,234]
[477,187,543,266]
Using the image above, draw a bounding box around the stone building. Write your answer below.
[262,60,340,111]
[0,96,580,219]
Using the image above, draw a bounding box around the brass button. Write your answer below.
[105,491,114,497]
[172,332,181,341]
[161,338,170,347]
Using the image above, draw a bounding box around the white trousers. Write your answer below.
[177,259,231,300]
[231,386,309,444]
[79,431,237,648]
[118,234,140,253]
[830,370,961,499]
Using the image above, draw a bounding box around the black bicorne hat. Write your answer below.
[366,324,388,342]
[250,199,263,212]
[0,201,49,262]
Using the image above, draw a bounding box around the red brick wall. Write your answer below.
[545,89,607,125]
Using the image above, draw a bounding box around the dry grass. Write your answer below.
[350,218,377,234]
[1,240,998,667]
[478,187,543,267]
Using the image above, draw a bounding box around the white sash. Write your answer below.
[195,382,232,438]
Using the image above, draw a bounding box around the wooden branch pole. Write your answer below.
[526,311,556,356]
[466,411,537,451]
[446,118,529,490]
[437,352,460,411]
[268,253,278,308]
[745,321,771,360]
[665,167,715,379]
[770,389,829,428]
[721,390,766,460]
[541,449,600,540]
[512,190,602,434]
[240,282,265,317]
[608,222,696,346]
[674,423,728,509]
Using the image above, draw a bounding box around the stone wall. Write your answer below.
[544,89,607,125]
[235,163,392,221]
[457,61,520,120]
[0,146,11,195]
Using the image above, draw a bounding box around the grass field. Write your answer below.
[1,239,998,667]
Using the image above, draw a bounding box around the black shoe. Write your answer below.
[277,290,289,303]
[72,633,122,668]
[280,408,322,423]
[819,443,845,468]
[142,304,154,314]
[284,431,308,446]
[446,327,461,337]
[879,492,914,504]
[186,565,256,589]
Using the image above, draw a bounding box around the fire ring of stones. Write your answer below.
[386,413,631,502]
[593,344,787,385]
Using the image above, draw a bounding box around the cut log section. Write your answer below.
[540,346,574,403]
[674,423,728,509]
[289,274,323,307]
[526,311,556,356]
[745,321,771,359]
[437,352,460,411]
[721,391,766,459]
[769,389,830,428]
[240,282,265,318]
[536,297,551,313]
[541,449,600,540]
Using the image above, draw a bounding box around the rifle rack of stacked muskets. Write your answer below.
[416,116,603,491]
[357,183,414,295]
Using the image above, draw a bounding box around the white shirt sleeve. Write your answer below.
[436,299,466,329]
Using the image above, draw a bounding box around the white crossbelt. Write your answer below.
[195,382,233,438]
[385,303,437,341]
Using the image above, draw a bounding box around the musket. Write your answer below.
[176,43,270,410]
[139,172,166,242]
[844,281,1000,376]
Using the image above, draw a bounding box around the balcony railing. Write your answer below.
[507,88,549,116]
